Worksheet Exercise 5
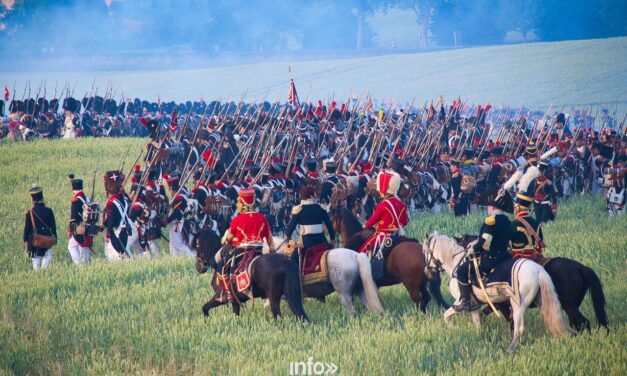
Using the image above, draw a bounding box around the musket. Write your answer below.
[90,170,97,202]
[122,149,145,189]
[119,143,133,173]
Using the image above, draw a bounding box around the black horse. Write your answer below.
[456,234,608,331]
[195,229,309,321]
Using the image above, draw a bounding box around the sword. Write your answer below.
[471,255,502,318]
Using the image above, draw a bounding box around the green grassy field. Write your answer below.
[0,138,625,375]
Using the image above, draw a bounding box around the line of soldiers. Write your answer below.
[21,95,626,271]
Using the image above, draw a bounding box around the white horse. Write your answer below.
[423,232,574,352]
[262,236,385,315]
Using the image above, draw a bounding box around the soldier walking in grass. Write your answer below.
[23,185,57,270]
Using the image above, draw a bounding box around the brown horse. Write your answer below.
[330,206,431,312]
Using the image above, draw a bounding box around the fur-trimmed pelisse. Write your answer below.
[377,170,401,196]
[516,165,540,206]
[103,170,125,194]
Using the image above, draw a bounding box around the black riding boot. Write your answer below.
[453,282,480,312]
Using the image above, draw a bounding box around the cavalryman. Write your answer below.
[360,170,409,257]
[511,166,545,260]
[449,159,470,217]
[103,170,132,261]
[23,185,57,270]
[284,183,336,264]
[67,174,93,265]
[217,188,273,301]
[534,160,558,222]
[453,186,514,312]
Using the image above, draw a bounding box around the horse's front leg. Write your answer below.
[231,302,241,316]
[471,310,482,329]
[202,295,227,316]
[443,307,458,326]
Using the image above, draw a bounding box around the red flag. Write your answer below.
[288,79,300,107]
[4,86,9,101]
[169,107,178,133]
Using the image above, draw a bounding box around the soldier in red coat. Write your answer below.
[216,188,274,301]
[359,170,409,258]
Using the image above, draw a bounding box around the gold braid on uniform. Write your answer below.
[236,197,254,213]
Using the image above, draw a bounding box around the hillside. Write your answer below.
[0,138,625,374]
[2,37,626,113]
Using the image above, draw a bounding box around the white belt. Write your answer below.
[535,200,551,205]
[301,224,323,235]
[239,241,263,247]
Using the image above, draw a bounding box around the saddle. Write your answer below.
[217,247,261,302]
[301,243,330,287]
[466,258,527,306]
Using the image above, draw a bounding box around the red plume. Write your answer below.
[317,100,323,108]
[485,104,492,112]
[162,174,170,180]
[140,117,148,127]
[340,103,346,113]
[131,177,137,183]
[134,164,141,172]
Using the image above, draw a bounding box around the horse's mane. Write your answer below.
[428,232,464,266]
[197,229,222,262]
[340,207,374,250]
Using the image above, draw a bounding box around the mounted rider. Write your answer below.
[359,170,409,259]
[511,165,545,261]
[216,188,274,301]
[453,185,514,312]
[284,183,336,266]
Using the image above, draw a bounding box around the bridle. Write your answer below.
[423,235,443,275]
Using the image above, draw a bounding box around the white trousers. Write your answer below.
[68,237,91,265]
[168,222,195,257]
[104,239,126,262]
[32,250,52,270]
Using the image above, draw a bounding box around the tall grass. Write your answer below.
[0,138,624,375]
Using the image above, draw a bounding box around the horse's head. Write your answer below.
[422,231,442,278]
[195,229,222,274]
[423,231,467,278]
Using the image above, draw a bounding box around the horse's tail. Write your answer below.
[581,265,608,328]
[283,258,309,322]
[537,267,576,337]
[356,253,385,314]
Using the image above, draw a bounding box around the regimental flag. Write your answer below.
[169,107,178,133]
[288,78,300,108]
[4,86,9,101]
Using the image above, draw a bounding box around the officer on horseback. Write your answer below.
[284,183,336,264]
[511,165,545,261]
[453,186,514,312]
[360,170,409,257]
[216,188,274,301]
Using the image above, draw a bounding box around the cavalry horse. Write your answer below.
[330,206,432,312]
[195,229,309,321]
[423,232,575,352]
[272,236,385,315]
[455,234,608,331]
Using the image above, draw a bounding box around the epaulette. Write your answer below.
[485,214,496,226]
[291,204,302,215]
[70,197,78,203]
